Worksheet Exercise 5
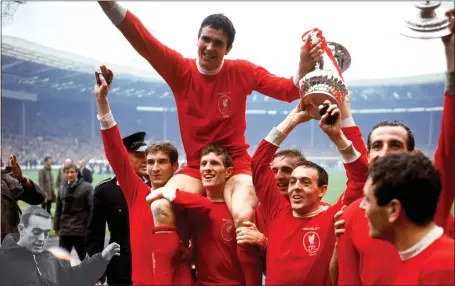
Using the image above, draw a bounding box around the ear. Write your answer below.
[226,45,232,55]
[387,199,401,224]
[318,185,328,199]
[18,223,25,235]
[172,162,179,173]
[225,166,234,178]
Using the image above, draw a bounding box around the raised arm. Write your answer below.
[253,34,324,103]
[434,18,455,230]
[94,66,145,206]
[252,105,311,221]
[98,1,187,92]
[318,101,367,206]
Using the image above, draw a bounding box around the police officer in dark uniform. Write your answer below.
[85,132,150,285]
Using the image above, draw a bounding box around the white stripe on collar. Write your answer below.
[293,205,329,219]
[196,57,224,75]
[399,226,443,261]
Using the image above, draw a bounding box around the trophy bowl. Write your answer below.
[401,1,451,39]
[299,34,351,120]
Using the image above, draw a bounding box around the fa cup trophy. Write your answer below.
[401,1,452,39]
[299,29,351,119]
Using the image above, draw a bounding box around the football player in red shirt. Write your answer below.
[361,152,454,285]
[250,100,368,285]
[97,2,323,283]
[333,10,455,285]
[147,143,268,285]
[94,67,192,285]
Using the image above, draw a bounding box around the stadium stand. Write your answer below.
[1,35,444,170]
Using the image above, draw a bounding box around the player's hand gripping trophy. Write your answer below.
[298,28,351,121]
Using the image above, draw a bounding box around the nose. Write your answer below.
[275,170,284,180]
[359,198,366,210]
[151,162,160,171]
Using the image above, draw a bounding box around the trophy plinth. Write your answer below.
[299,32,350,120]
[401,1,451,39]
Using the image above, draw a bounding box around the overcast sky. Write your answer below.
[2,1,454,81]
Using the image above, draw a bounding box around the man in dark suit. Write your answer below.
[78,160,93,184]
[85,131,150,285]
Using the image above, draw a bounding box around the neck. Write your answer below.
[292,202,327,219]
[196,57,224,75]
[205,186,225,202]
[393,221,437,251]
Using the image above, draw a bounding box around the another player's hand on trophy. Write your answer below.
[442,9,454,72]
[319,100,342,138]
[339,91,352,120]
[300,35,324,76]
[289,101,312,125]
[94,65,114,104]
[102,242,121,262]
[333,205,346,243]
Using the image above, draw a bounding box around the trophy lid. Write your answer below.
[401,1,451,39]
[327,42,351,73]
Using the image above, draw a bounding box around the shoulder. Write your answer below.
[225,59,257,71]
[94,177,117,192]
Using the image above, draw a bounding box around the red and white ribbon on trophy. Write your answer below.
[301,28,344,82]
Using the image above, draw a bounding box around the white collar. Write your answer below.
[399,226,443,260]
[293,204,329,219]
[196,57,224,75]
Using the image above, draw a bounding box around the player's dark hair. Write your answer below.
[367,120,415,151]
[20,206,51,228]
[368,152,441,226]
[198,14,236,49]
[145,141,179,165]
[294,160,328,187]
[201,143,233,168]
[44,156,52,163]
[273,149,306,162]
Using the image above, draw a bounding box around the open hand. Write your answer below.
[102,242,120,262]
[333,205,346,243]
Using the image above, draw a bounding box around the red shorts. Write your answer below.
[177,154,252,180]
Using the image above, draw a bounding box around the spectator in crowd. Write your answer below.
[38,156,55,214]
[78,159,93,184]
[1,154,45,242]
[0,206,120,286]
[54,162,93,261]
[56,158,73,188]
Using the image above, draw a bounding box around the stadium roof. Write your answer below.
[1,35,161,83]
[2,35,445,87]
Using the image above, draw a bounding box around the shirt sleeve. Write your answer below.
[251,138,290,222]
[99,113,145,207]
[433,93,455,232]
[249,61,301,103]
[337,204,362,285]
[105,3,189,94]
[172,190,212,224]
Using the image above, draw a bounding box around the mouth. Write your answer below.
[292,194,303,201]
[203,174,215,180]
[277,183,287,190]
[202,52,216,61]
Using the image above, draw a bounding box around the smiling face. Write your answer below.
[197,26,231,71]
[367,125,410,166]
[146,151,178,189]
[200,152,232,190]
[288,166,327,214]
[271,155,300,198]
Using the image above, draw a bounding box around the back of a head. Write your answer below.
[198,13,236,48]
[368,152,441,226]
